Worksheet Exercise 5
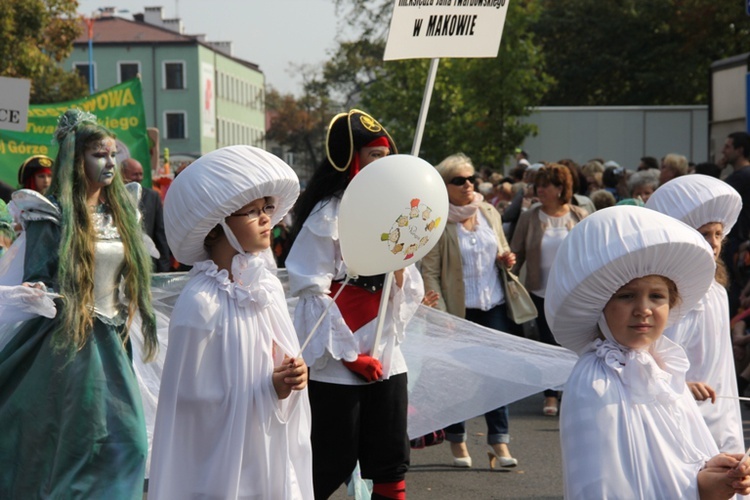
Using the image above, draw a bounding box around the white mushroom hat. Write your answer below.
[645,174,741,237]
[545,205,715,355]
[164,145,299,265]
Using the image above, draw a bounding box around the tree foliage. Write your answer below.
[533,0,750,105]
[0,0,87,104]
[269,0,749,166]
[265,67,339,174]
[326,0,551,168]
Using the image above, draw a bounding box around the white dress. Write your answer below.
[560,336,719,499]
[663,280,745,454]
[286,197,424,384]
[148,255,313,500]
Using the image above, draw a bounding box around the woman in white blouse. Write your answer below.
[421,153,520,469]
[510,164,588,416]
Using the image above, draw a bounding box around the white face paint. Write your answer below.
[84,137,118,187]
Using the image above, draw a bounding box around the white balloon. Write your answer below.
[338,154,449,276]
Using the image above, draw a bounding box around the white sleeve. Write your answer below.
[0,284,57,322]
[286,201,358,366]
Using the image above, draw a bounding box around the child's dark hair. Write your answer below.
[290,158,349,241]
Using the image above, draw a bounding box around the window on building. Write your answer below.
[118,62,140,83]
[165,112,187,139]
[164,62,185,89]
[74,63,96,90]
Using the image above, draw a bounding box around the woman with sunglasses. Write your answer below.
[510,163,588,416]
[421,153,521,469]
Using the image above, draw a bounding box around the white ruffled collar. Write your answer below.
[591,318,689,405]
[192,254,276,309]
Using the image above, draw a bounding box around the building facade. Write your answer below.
[66,7,265,159]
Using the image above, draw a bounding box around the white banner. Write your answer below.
[384,0,510,61]
[0,76,31,132]
[200,62,216,139]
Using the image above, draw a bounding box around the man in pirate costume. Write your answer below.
[17,155,54,195]
[287,110,424,499]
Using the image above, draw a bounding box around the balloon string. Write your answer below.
[716,395,750,402]
[371,271,394,361]
[296,274,353,358]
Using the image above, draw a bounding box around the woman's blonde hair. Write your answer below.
[435,153,474,184]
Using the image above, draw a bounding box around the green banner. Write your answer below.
[0,78,151,188]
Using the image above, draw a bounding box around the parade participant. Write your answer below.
[546,206,750,499]
[287,109,424,500]
[149,145,312,499]
[17,154,54,194]
[0,109,157,498]
[421,152,520,469]
[646,175,745,454]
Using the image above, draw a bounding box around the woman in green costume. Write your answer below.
[0,109,157,498]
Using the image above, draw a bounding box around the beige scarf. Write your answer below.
[448,192,484,223]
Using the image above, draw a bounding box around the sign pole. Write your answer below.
[372,58,440,360]
[410,58,440,156]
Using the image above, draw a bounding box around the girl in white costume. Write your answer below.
[148,146,313,499]
[545,206,750,499]
[646,174,745,455]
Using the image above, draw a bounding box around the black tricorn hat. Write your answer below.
[18,155,54,185]
[325,109,397,172]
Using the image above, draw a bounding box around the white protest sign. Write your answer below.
[0,76,31,132]
[384,0,510,61]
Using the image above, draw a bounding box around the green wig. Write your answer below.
[48,109,158,361]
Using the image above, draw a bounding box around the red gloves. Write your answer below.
[343,354,383,382]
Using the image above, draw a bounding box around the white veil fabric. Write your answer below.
[139,269,578,442]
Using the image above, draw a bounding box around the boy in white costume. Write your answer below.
[545,206,750,499]
[646,174,745,455]
[149,146,313,499]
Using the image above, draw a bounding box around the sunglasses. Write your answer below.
[228,204,276,221]
[449,175,476,186]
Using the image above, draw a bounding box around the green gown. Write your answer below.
[0,212,147,498]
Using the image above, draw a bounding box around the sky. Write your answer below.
[76,0,343,95]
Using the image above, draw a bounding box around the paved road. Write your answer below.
[330,392,750,500]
